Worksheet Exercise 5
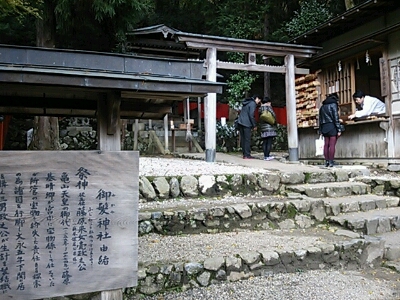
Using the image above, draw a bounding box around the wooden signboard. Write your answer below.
[379,57,389,97]
[0,151,138,300]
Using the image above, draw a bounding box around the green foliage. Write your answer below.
[226,71,258,110]
[272,124,288,151]
[0,0,154,51]
[53,0,154,51]
[0,0,41,18]
[273,0,332,41]
[207,0,268,39]
[0,0,39,45]
[216,121,239,152]
[202,0,267,110]
[286,203,298,219]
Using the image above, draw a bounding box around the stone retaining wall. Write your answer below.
[139,190,400,236]
[139,171,400,202]
[129,237,383,296]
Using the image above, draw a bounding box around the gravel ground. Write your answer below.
[138,194,284,211]
[139,228,349,265]
[133,269,400,300]
[139,156,267,177]
[137,228,400,299]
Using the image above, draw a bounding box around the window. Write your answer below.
[320,60,355,118]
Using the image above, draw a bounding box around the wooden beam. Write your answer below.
[121,102,172,114]
[121,111,169,119]
[0,106,97,117]
[192,138,204,153]
[183,41,316,58]
[121,91,201,100]
[217,61,285,73]
[216,61,309,74]
[149,130,165,155]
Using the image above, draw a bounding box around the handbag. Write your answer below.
[260,110,276,125]
[315,135,324,156]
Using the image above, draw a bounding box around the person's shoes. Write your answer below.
[328,160,334,167]
[325,160,329,167]
[264,156,274,161]
[243,156,256,159]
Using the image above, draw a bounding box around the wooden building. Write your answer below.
[289,0,400,165]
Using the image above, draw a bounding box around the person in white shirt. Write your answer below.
[348,90,386,120]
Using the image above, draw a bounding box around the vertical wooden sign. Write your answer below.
[380,57,389,97]
[0,151,138,300]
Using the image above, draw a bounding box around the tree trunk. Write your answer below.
[31,0,60,150]
[29,116,60,150]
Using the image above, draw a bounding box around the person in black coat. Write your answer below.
[237,95,262,159]
[318,93,342,167]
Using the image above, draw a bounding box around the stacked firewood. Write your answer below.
[295,73,320,128]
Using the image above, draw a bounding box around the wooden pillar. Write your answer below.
[100,289,123,300]
[0,117,3,150]
[205,47,217,162]
[97,93,123,300]
[197,97,202,130]
[133,119,139,151]
[183,99,187,122]
[97,93,121,151]
[163,114,169,153]
[285,54,299,162]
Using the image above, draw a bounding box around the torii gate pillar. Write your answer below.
[205,47,217,162]
[285,54,299,162]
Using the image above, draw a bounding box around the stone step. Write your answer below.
[328,206,400,235]
[134,227,384,296]
[139,193,399,236]
[139,166,373,202]
[322,194,400,215]
[373,231,400,261]
[285,181,370,198]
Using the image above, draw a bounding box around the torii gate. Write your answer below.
[174,32,321,162]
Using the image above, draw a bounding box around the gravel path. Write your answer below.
[139,228,349,265]
[138,227,400,300]
[139,157,266,176]
[132,269,400,300]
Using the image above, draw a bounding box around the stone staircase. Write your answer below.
[132,166,400,297]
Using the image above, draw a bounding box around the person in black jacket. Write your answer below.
[318,93,342,167]
[259,97,277,160]
[237,95,262,159]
